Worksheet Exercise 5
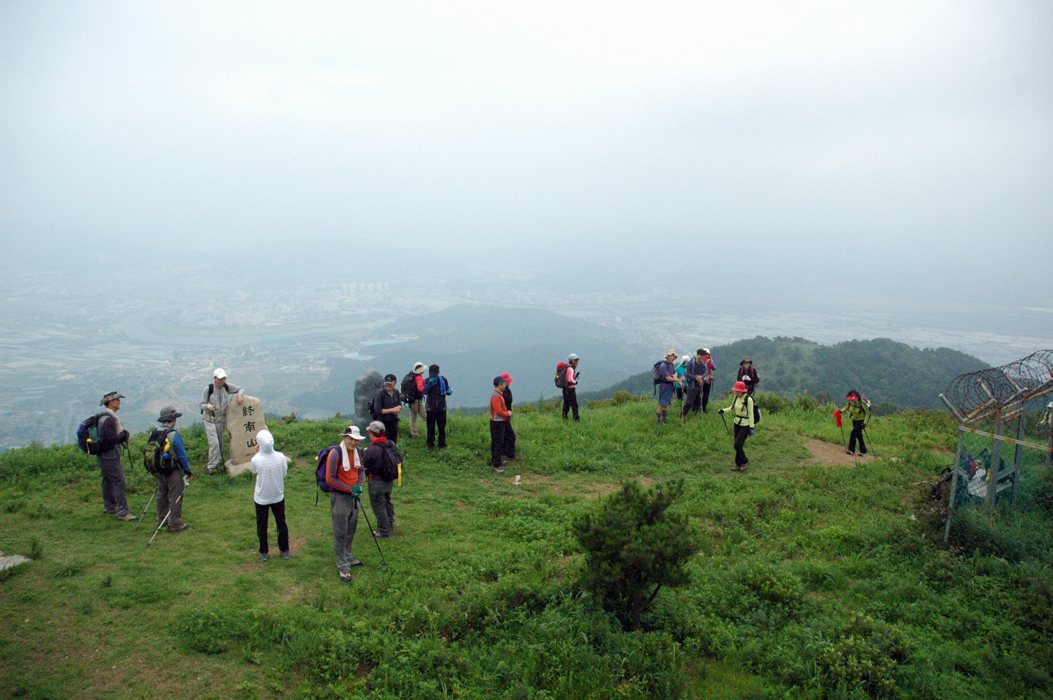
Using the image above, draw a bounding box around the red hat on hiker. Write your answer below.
[732,381,748,393]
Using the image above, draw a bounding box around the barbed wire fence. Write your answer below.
[937,350,1053,543]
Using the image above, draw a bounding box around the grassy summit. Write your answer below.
[1,398,1051,699]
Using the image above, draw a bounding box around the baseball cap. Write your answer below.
[367,421,386,434]
[341,425,364,440]
[384,373,397,383]
[214,368,227,379]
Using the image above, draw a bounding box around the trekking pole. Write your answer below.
[122,443,144,513]
[135,488,159,531]
[718,411,731,437]
[355,497,386,566]
[148,477,192,547]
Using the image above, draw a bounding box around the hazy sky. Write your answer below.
[2,1,1051,302]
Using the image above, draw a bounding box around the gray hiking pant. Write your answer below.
[204,421,226,472]
[156,470,185,528]
[330,491,360,574]
[368,478,395,537]
[99,455,130,516]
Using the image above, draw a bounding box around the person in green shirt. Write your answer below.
[841,390,871,455]
[718,381,755,472]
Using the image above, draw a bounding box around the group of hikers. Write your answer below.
[85,349,870,582]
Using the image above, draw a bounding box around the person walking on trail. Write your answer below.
[402,362,427,439]
[681,349,711,420]
[97,391,136,521]
[562,354,581,421]
[363,421,396,538]
[655,350,682,424]
[736,358,759,397]
[153,406,192,533]
[499,373,518,461]
[325,425,366,582]
[490,376,512,473]
[372,374,403,444]
[200,368,244,474]
[251,429,289,562]
[422,364,452,452]
[700,349,716,413]
[840,390,871,455]
[718,381,756,472]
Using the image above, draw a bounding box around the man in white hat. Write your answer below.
[324,425,366,581]
[199,368,244,474]
[97,391,136,521]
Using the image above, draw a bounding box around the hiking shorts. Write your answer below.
[657,384,675,406]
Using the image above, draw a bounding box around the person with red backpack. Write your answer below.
[325,425,366,581]
[562,354,581,421]
[840,390,871,455]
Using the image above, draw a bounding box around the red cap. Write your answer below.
[499,373,514,384]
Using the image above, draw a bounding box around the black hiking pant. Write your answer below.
[682,383,702,416]
[562,388,579,420]
[426,410,447,448]
[733,424,751,467]
[701,382,712,412]
[490,420,507,467]
[503,419,517,458]
[848,420,867,454]
[255,499,289,554]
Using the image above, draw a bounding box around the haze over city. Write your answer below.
[1,1,1052,447]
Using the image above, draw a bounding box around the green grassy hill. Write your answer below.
[1,401,1051,699]
[581,337,989,412]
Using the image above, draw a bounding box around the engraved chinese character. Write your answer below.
[242,406,255,416]
[245,421,256,432]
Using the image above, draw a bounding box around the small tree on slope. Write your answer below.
[573,478,702,631]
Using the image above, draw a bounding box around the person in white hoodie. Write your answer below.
[250,430,290,562]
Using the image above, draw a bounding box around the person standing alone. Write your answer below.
[200,368,244,474]
[251,429,289,562]
[490,376,511,473]
[97,391,136,521]
[718,381,755,472]
[841,390,871,456]
[562,354,580,421]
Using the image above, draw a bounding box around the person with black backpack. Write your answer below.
[362,421,400,538]
[371,374,403,444]
[718,381,756,472]
[422,364,452,452]
[150,406,192,532]
[96,391,136,521]
[401,362,427,439]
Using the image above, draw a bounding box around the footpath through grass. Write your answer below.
[1,397,1052,699]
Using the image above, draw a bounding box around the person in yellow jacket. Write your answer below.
[718,381,755,472]
[841,389,871,455]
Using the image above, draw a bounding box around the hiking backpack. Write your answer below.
[554,362,569,389]
[375,441,403,483]
[143,428,176,475]
[76,413,108,455]
[401,372,421,402]
[315,446,339,495]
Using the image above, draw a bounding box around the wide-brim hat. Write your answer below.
[157,406,182,422]
[740,357,751,365]
[499,373,514,384]
[413,362,426,375]
[732,381,748,393]
[100,391,125,406]
[341,425,364,440]
[665,349,678,359]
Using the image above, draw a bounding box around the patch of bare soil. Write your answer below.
[504,473,656,498]
[802,438,880,466]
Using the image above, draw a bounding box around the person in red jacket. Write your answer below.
[326,425,366,581]
[490,376,511,474]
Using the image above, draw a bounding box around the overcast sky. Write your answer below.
[2,1,1051,303]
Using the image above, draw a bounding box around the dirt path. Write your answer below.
[802,437,880,466]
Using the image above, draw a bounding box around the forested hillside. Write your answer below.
[581,337,989,411]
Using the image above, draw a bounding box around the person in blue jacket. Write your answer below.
[154,406,192,532]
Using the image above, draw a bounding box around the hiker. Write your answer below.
[841,390,871,455]
[499,373,518,460]
[401,362,427,439]
[718,381,755,472]
[699,349,716,413]
[562,354,580,421]
[363,421,396,538]
[675,356,689,402]
[200,368,244,474]
[153,406,191,533]
[422,364,452,452]
[96,391,136,521]
[325,425,366,582]
[251,429,289,561]
[736,358,759,397]
[372,374,402,444]
[655,350,682,424]
[681,349,712,419]
[490,376,512,473]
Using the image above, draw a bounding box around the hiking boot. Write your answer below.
[339,571,352,582]
[103,508,117,515]
[207,467,216,475]
[260,553,269,562]
[846,450,855,455]
[425,446,434,453]
[372,531,390,538]
[168,523,188,532]
[494,466,505,474]
[116,513,138,522]
[280,551,290,560]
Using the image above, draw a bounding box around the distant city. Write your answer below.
[2,262,1051,451]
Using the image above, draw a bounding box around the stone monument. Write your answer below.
[354,368,384,428]
[225,395,267,477]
